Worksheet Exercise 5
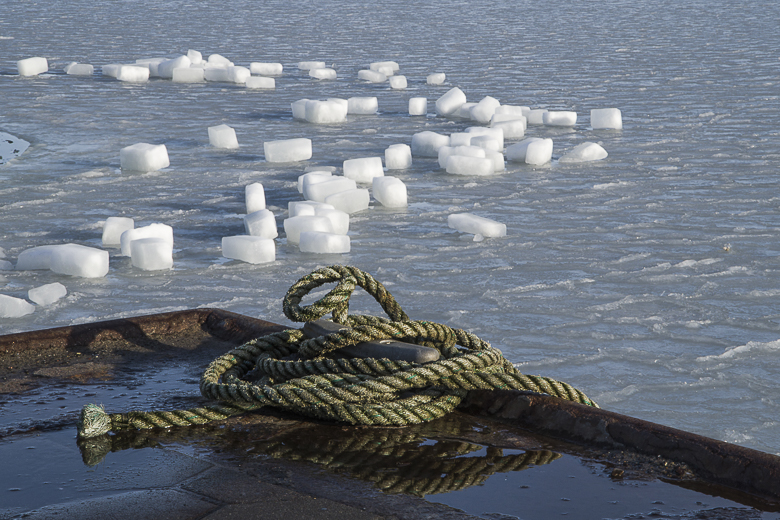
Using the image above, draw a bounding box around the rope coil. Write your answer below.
[78,265,597,439]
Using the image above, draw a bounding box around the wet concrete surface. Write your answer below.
[1,310,779,519]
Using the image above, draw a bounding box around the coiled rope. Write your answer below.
[77,265,597,439]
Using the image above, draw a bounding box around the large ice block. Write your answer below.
[49,244,109,278]
[357,70,386,83]
[187,49,203,65]
[373,176,407,208]
[304,99,348,123]
[65,63,93,76]
[385,144,412,170]
[250,62,283,75]
[102,216,135,246]
[299,232,350,254]
[343,157,384,183]
[245,76,275,89]
[245,182,265,212]
[348,97,378,115]
[490,120,524,140]
[591,108,623,130]
[120,143,170,172]
[298,171,333,193]
[244,209,278,239]
[486,151,505,172]
[543,111,577,127]
[264,138,312,163]
[435,87,467,116]
[116,65,149,82]
[208,124,239,149]
[465,127,504,150]
[298,61,326,70]
[389,75,407,89]
[288,201,335,218]
[448,213,506,238]
[130,238,173,271]
[227,66,251,84]
[506,138,553,164]
[369,61,400,73]
[411,131,450,157]
[316,208,349,235]
[470,135,501,152]
[120,223,174,257]
[427,73,446,85]
[303,177,357,202]
[309,68,337,80]
[172,67,205,83]
[446,155,494,176]
[28,282,67,306]
[559,142,608,163]
[409,97,427,116]
[222,236,275,264]
[469,96,501,124]
[208,54,233,66]
[527,109,548,125]
[204,67,230,82]
[283,215,333,245]
[291,99,310,120]
[158,56,191,79]
[0,294,35,318]
[17,57,48,76]
[324,189,370,214]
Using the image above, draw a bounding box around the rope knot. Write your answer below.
[77,403,112,439]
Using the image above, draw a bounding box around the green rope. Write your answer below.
[77,265,597,439]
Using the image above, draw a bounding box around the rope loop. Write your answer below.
[77,265,598,439]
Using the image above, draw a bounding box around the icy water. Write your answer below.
[1,0,780,454]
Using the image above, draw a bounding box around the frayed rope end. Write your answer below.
[77,403,112,439]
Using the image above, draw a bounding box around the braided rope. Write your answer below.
[77,265,597,439]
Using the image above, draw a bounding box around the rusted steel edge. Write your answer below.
[461,389,780,503]
[0,308,287,353]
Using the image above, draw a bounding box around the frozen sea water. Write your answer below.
[1,0,780,454]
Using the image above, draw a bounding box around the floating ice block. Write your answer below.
[376,66,395,77]
[172,67,205,83]
[454,103,476,119]
[543,111,577,127]
[298,61,326,70]
[227,66,251,84]
[427,73,446,85]
[244,209,278,239]
[102,64,122,78]
[120,143,170,172]
[343,157,384,183]
[17,57,48,76]
[309,68,337,80]
[465,127,504,150]
[486,151,505,172]
[130,238,173,271]
[469,96,501,124]
[527,109,548,125]
[291,99,310,119]
[187,49,203,65]
[298,171,333,193]
[385,144,412,170]
[102,216,135,246]
[348,97,378,115]
[559,142,608,163]
[506,138,553,164]
[357,70,386,83]
[208,124,239,149]
[446,156,494,176]
[435,87,467,116]
[491,113,527,126]
[245,183,265,213]
[408,97,427,116]
[283,215,333,245]
[325,189,370,214]
[264,138,312,163]
[250,62,283,75]
[158,56,191,79]
[506,138,541,162]
[439,146,485,168]
[28,282,67,306]
[245,76,275,89]
[496,105,530,117]
[316,208,349,235]
[389,75,407,89]
[449,133,472,147]
[491,120,525,140]
[448,213,506,238]
[48,244,109,278]
[470,135,501,152]
[222,236,275,264]
[116,65,149,82]
[120,223,173,257]
[208,54,233,66]
[0,294,34,318]
[411,131,450,157]
[288,201,335,218]
[303,177,357,202]
[65,63,93,76]
[299,232,350,254]
[373,176,407,208]
[369,61,400,73]
[15,245,59,270]
[204,67,230,82]
[591,108,623,130]
[304,99,347,123]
